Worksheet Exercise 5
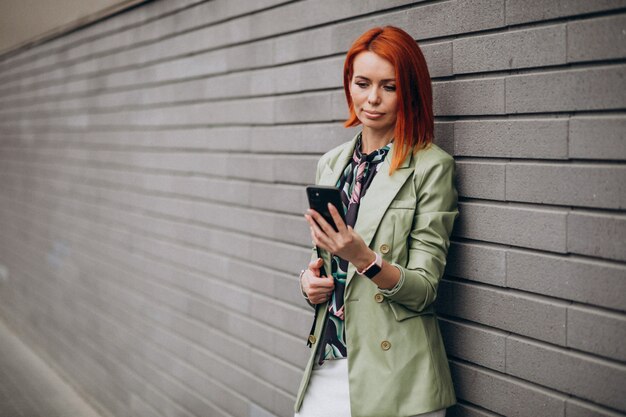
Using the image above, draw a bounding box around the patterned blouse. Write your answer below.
[318,132,391,364]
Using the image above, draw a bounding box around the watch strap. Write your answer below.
[357,252,382,279]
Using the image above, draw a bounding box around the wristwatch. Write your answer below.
[357,251,382,279]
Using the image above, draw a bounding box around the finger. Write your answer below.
[303,268,320,280]
[307,215,333,250]
[305,214,323,239]
[311,291,332,304]
[307,208,337,237]
[308,257,323,268]
[312,296,327,305]
[327,203,347,233]
[308,258,323,276]
[309,276,334,289]
[304,213,319,232]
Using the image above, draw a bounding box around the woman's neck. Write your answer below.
[361,126,395,154]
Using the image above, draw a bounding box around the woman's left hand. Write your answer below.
[305,203,371,266]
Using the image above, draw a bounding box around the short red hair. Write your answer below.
[343,26,434,174]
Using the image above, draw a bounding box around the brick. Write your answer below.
[249,296,311,338]
[296,56,344,91]
[249,183,307,214]
[230,38,276,69]
[506,336,626,412]
[433,121,455,154]
[506,163,626,209]
[248,347,303,396]
[250,123,351,154]
[274,25,334,65]
[567,14,626,62]
[274,391,298,417]
[506,250,626,311]
[422,41,453,78]
[456,202,568,252]
[447,241,507,286]
[439,318,507,371]
[249,403,276,417]
[438,280,567,344]
[567,305,626,361]
[275,91,334,123]
[453,24,566,73]
[322,87,344,116]
[456,160,506,200]
[450,361,566,417]
[505,0,626,25]
[454,119,568,159]
[566,397,626,417]
[273,155,318,185]
[506,65,626,113]
[567,211,626,261]
[434,78,505,116]
[402,0,505,40]
[569,116,626,160]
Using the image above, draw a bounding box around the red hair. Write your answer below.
[343,26,434,174]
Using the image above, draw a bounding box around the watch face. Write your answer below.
[364,263,382,279]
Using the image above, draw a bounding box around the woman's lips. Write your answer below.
[363,110,384,119]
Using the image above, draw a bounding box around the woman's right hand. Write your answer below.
[301,258,335,304]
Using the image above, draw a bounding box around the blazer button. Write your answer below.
[308,335,317,345]
[374,293,384,303]
[381,340,391,351]
[379,244,390,254]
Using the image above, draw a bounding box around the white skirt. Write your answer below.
[295,359,447,417]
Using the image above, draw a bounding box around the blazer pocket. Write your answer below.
[388,199,415,209]
[388,301,435,322]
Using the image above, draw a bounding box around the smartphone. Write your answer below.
[306,186,346,232]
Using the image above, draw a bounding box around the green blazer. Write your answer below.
[295,131,459,417]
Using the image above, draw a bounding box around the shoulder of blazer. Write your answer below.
[410,143,455,193]
[412,142,455,167]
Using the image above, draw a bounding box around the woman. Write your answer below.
[294,25,459,417]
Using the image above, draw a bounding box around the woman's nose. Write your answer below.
[367,88,380,105]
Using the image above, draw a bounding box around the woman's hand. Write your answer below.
[301,258,335,304]
[305,203,374,270]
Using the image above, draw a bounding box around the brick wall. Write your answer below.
[0,1,624,416]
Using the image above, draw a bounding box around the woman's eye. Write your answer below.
[384,85,396,91]
[356,82,368,88]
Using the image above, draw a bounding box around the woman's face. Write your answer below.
[349,51,398,133]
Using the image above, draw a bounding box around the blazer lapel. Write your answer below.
[346,143,415,286]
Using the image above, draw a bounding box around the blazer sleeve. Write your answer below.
[382,153,459,313]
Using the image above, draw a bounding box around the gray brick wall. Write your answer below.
[0,1,624,416]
